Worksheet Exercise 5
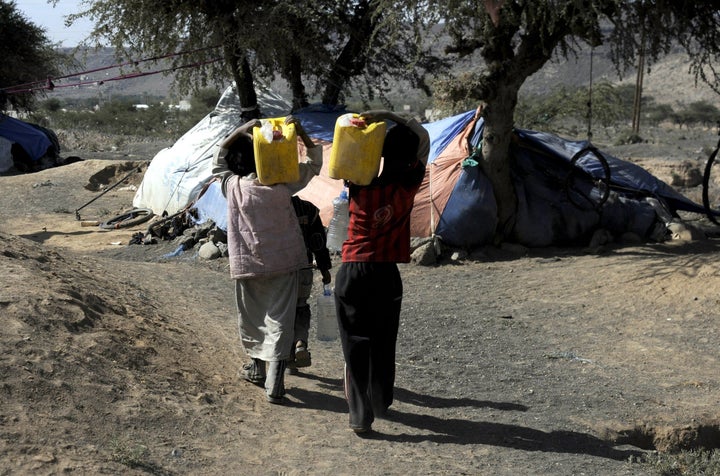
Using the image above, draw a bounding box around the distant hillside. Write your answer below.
[50,45,718,109]
[521,45,718,107]
[51,48,182,102]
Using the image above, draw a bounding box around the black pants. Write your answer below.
[334,262,402,428]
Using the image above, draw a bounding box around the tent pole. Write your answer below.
[75,166,142,220]
[586,46,594,141]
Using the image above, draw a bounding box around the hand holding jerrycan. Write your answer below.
[252,117,300,185]
[329,113,386,185]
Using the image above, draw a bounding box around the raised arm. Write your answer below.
[285,115,323,193]
[360,110,430,166]
[285,115,315,150]
[212,119,261,195]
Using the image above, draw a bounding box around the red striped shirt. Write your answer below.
[341,162,424,263]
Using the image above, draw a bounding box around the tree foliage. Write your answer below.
[70,0,439,118]
[674,101,720,129]
[0,0,68,110]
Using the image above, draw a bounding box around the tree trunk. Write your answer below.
[480,83,519,243]
[321,1,373,105]
[632,35,646,136]
[287,53,308,112]
[223,46,259,120]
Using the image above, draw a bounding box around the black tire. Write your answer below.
[702,142,720,225]
[99,208,154,230]
[565,146,611,212]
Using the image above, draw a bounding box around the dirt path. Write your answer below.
[1,159,719,475]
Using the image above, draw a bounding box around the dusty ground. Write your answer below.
[1,126,720,475]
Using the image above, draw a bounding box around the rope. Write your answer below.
[1,45,222,95]
[161,167,190,217]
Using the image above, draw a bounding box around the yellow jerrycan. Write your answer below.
[329,113,386,185]
[252,117,300,185]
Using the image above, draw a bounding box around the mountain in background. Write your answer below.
[48,45,717,109]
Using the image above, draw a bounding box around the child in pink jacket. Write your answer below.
[212,116,322,403]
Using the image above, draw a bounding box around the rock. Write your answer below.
[450,249,468,261]
[411,242,436,266]
[198,241,222,259]
[410,236,434,252]
[588,228,614,248]
[667,221,706,241]
[670,160,703,188]
[177,235,196,250]
[207,227,227,244]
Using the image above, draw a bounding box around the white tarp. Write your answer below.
[192,180,228,230]
[133,83,291,216]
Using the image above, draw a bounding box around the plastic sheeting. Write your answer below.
[132,84,292,216]
[414,111,704,248]
[192,180,228,230]
[141,98,705,249]
[0,114,52,162]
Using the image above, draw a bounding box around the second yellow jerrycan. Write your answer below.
[252,117,300,185]
[329,113,386,186]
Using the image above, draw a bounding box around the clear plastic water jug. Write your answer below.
[325,189,349,253]
[316,285,338,341]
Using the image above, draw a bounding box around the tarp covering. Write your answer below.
[0,114,53,162]
[135,89,705,250]
[132,84,293,216]
[0,136,13,173]
[411,109,497,248]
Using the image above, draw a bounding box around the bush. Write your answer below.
[613,129,644,145]
[644,103,675,126]
[515,82,637,134]
[673,101,720,128]
[39,98,62,112]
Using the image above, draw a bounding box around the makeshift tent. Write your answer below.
[135,89,705,250]
[132,83,295,216]
[411,108,705,248]
[411,109,497,248]
[0,114,59,173]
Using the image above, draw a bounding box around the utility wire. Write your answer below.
[2,45,221,95]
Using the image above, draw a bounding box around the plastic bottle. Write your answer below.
[316,284,338,341]
[326,188,349,253]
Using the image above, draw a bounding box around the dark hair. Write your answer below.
[225,135,256,176]
[379,123,420,180]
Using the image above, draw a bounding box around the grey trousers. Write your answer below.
[234,271,298,361]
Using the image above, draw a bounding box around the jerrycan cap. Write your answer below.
[349,117,366,128]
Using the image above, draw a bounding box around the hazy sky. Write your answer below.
[14,0,94,46]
